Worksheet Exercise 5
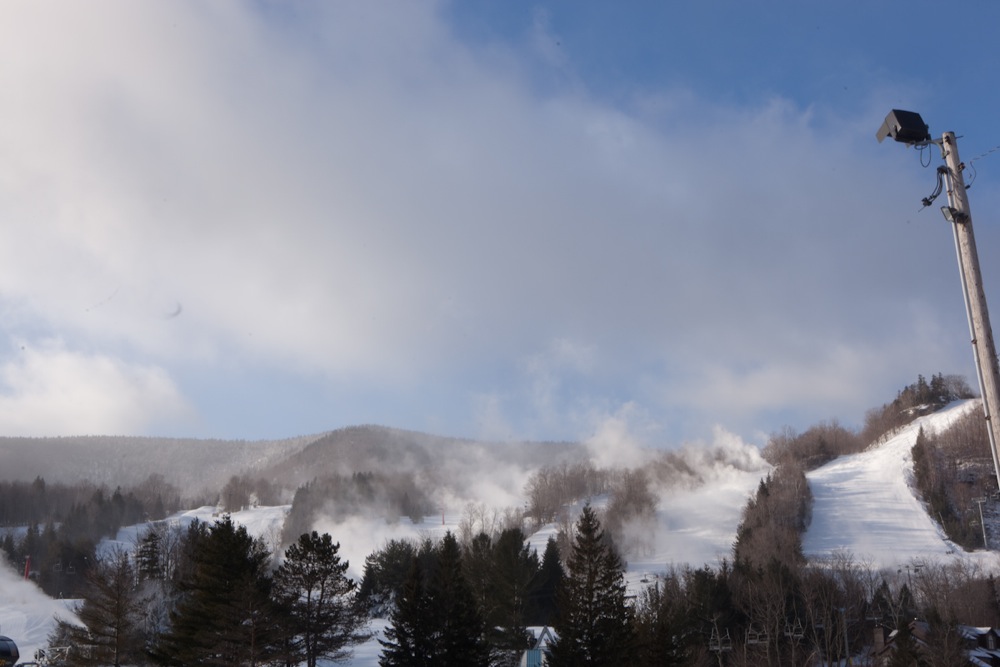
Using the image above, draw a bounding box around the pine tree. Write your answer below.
[136,528,163,582]
[274,531,368,667]
[53,547,146,666]
[487,527,538,665]
[462,532,494,619]
[152,515,280,666]
[547,504,637,667]
[429,532,490,667]
[527,536,563,626]
[379,532,489,667]
[379,559,435,667]
[634,573,695,667]
[357,538,418,616]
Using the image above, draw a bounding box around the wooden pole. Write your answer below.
[940,131,1000,492]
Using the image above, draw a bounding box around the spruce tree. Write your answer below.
[488,527,538,665]
[379,559,435,667]
[634,573,695,667]
[152,515,279,666]
[527,536,563,626]
[547,504,637,667]
[357,538,418,616]
[274,531,368,667]
[429,532,490,667]
[379,532,489,667]
[136,527,163,582]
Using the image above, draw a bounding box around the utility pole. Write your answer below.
[878,110,1000,493]
[977,496,990,549]
[939,132,1000,492]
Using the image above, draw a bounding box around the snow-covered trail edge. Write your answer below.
[803,399,1000,570]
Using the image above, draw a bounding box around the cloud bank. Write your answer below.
[0,2,982,440]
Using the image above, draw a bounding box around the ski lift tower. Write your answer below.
[878,110,1000,492]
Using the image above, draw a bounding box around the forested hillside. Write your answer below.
[4,372,1000,666]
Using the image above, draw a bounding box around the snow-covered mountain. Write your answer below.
[2,400,998,665]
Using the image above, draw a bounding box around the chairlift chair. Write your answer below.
[709,627,732,653]
[746,626,769,645]
[784,619,805,641]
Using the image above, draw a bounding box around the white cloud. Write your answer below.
[0,339,192,435]
[0,2,977,440]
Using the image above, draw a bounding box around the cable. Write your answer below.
[920,166,947,210]
[918,143,933,168]
[968,143,1000,166]
[964,142,1000,188]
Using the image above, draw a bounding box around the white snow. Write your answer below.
[4,403,1000,664]
[0,561,80,663]
[803,399,999,570]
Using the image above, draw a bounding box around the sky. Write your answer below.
[2,1,1000,446]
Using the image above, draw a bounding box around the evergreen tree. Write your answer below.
[462,532,494,619]
[547,504,637,667]
[53,547,146,666]
[527,536,562,626]
[634,573,695,667]
[152,515,280,666]
[357,539,418,616]
[274,531,368,667]
[487,527,538,665]
[379,559,435,667]
[136,528,163,582]
[428,532,490,667]
[379,532,489,667]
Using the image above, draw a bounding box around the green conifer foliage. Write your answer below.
[527,536,563,627]
[547,504,637,666]
[152,515,279,666]
[274,531,368,667]
[428,532,490,667]
[378,559,435,667]
[380,532,489,667]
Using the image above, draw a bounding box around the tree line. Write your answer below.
[9,370,995,665]
[0,475,185,598]
[47,517,366,667]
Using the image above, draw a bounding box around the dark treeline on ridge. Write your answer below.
[0,474,186,598]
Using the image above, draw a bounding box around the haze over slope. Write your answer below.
[3,402,999,666]
[0,433,324,492]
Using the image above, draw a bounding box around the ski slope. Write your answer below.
[4,402,1000,664]
[803,399,999,570]
[0,564,79,663]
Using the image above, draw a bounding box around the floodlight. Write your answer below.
[941,206,967,224]
[876,109,930,145]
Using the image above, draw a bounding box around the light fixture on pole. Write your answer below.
[879,110,1000,495]
[875,109,931,145]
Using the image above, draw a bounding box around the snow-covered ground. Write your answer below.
[4,403,1000,664]
[803,399,999,570]
[0,564,79,663]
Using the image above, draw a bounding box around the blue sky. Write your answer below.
[1,1,1000,450]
